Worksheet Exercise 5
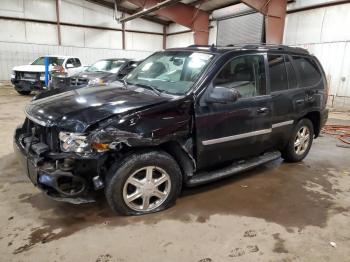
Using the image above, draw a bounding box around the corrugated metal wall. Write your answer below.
[0,0,163,80]
[284,1,350,108]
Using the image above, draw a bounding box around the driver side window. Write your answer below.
[214,55,266,99]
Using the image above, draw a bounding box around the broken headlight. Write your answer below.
[59,132,90,153]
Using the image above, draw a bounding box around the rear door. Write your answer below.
[292,55,325,112]
[195,53,272,170]
[268,54,305,148]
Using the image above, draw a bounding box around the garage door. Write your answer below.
[217,12,264,46]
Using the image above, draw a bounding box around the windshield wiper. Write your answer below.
[134,83,162,96]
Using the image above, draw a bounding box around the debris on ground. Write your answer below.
[322,125,350,147]
[247,245,259,253]
[240,185,248,188]
[244,230,257,238]
[229,248,245,257]
[330,241,337,248]
[198,258,213,262]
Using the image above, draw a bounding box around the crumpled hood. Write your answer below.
[12,65,53,73]
[25,85,170,132]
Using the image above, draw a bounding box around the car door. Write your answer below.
[195,53,272,170]
[292,55,324,113]
[268,54,304,148]
[65,58,75,76]
[73,58,84,74]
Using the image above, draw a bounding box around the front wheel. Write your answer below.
[281,118,314,162]
[105,150,182,215]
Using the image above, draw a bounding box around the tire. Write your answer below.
[17,90,31,95]
[281,118,314,162]
[105,150,182,216]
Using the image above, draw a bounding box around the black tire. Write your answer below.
[17,90,31,95]
[105,150,182,216]
[281,118,314,162]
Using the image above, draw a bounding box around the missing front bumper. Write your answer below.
[13,130,97,204]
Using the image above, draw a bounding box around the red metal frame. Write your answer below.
[127,0,209,45]
[241,0,287,44]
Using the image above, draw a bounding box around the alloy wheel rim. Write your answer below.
[294,126,311,155]
[122,166,171,212]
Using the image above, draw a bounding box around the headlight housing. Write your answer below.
[88,78,105,86]
[59,132,90,153]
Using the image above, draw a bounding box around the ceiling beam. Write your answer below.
[127,0,210,44]
[86,0,170,25]
[240,0,287,44]
[119,0,182,23]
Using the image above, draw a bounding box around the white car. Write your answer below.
[11,55,83,95]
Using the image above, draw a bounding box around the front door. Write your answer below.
[195,53,272,170]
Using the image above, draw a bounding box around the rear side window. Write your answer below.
[292,56,322,87]
[268,55,288,92]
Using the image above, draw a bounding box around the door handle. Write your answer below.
[257,107,269,114]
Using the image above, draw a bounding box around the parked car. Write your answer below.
[11,56,83,95]
[70,58,140,88]
[14,44,328,215]
[32,59,140,101]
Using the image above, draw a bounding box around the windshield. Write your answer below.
[32,57,64,66]
[87,60,126,73]
[126,51,214,95]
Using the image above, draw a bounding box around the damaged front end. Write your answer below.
[14,119,107,203]
[14,93,195,204]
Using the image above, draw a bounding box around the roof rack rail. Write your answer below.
[242,43,309,54]
[188,44,217,51]
[219,43,309,55]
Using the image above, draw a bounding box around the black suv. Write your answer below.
[14,44,328,215]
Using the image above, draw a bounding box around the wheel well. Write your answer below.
[160,141,195,182]
[110,142,196,183]
[302,111,321,137]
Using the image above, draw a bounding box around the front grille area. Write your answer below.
[70,77,88,86]
[23,118,60,153]
[15,71,40,80]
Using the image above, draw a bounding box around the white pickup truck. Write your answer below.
[11,55,84,95]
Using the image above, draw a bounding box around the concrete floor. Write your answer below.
[1,85,350,262]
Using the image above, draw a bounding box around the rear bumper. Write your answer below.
[11,79,45,91]
[14,127,97,203]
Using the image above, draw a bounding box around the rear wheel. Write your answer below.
[17,90,31,95]
[282,118,314,162]
[105,150,182,215]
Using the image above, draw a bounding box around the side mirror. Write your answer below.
[66,63,74,68]
[206,86,239,104]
